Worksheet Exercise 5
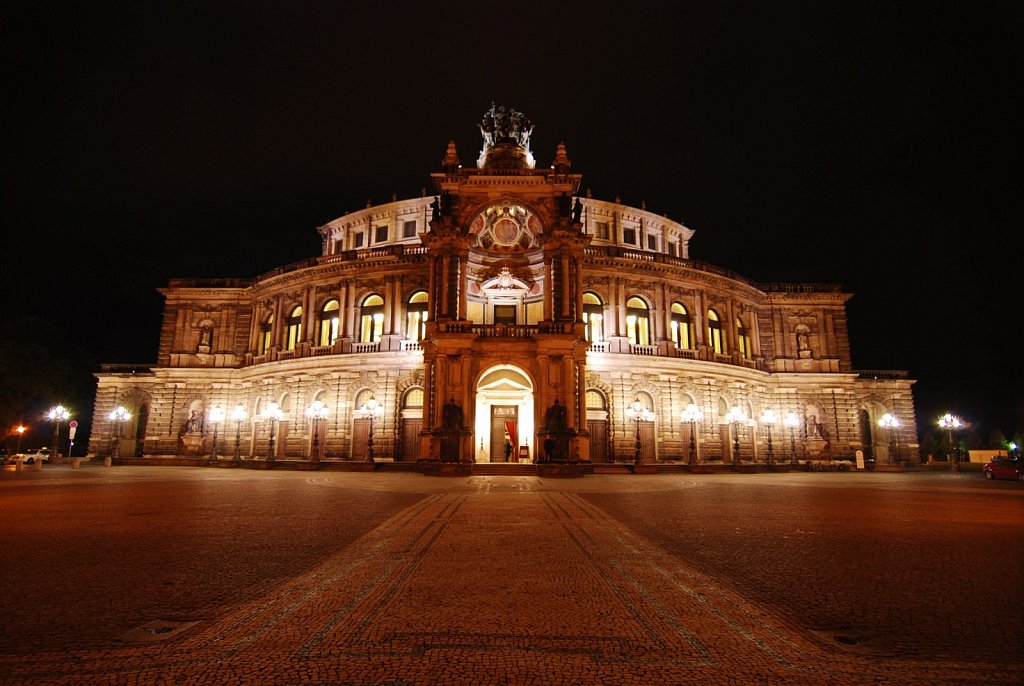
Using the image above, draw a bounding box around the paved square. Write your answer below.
[1,465,1020,684]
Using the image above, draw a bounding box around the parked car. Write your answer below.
[6,448,51,464]
[983,457,1024,481]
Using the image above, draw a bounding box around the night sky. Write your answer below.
[3,2,1022,442]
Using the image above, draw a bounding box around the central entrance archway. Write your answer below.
[474,365,534,463]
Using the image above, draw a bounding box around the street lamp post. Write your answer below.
[784,412,800,464]
[47,405,70,464]
[760,409,778,465]
[681,403,703,466]
[356,397,383,462]
[15,425,26,455]
[625,398,650,465]
[262,402,283,463]
[878,413,900,464]
[938,413,963,472]
[305,400,329,462]
[208,405,224,463]
[108,406,131,459]
[725,406,747,466]
[231,404,247,461]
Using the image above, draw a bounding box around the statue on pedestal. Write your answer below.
[179,410,205,455]
[440,398,465,462]
[542,399,573,463]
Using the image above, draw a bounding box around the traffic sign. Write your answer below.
[69,420,79,428]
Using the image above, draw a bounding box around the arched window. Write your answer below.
[406,291,428,341]
[285,306,302,351]
[625,297,650,345]
[259,313,274,355]
[707,309,725,354]
[583,292,604,343]
[670,303,691,349]
[585,389,606,410]
[736,316,752,360]
[403,388,424,408]
[359,295,384,343]
[317,300,339,347]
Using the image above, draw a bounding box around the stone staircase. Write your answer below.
[471,462,538,476]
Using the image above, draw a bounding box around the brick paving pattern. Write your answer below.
[0,466,1020,685]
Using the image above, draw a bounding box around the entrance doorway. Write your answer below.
[491,406,517,462]
[474,365,534,463]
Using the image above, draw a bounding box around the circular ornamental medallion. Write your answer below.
[492,218,520,246]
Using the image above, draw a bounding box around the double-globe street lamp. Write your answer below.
[625,398,653,465]
[725,406,748,466]
[207,406,224,463]
[262,402,283,463]
[784,411,800,464]
[356,397,383,462]
[878,413,900,464]
[231,404,247,461]
[306,400,329,462]
[108,406,131,459]
[938,413,963,472]
[760,409,778,465]
[47,405,70,464]
[681,403,703,466]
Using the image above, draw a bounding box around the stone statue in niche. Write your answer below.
[198,325,213,353]
[181,410,203,435]
[806,414,827,440]
[178,409,205,455]
[796,327,812,359]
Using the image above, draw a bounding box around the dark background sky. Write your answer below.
[3,1,1022,444]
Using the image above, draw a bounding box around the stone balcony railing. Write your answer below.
[149,337,797,376]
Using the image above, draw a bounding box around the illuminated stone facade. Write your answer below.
[91,108,918,469]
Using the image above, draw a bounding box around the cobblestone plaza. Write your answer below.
[1,465,1020,685]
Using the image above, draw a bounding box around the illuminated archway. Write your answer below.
[474,365,535,463]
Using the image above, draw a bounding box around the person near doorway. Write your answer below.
[504,439,513,462]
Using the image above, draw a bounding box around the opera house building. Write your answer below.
[91,105,917,473]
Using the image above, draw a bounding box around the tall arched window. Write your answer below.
[583,292,604,342]
[359,295,384,343]
[259,313,274,355]
[318,300,339,347]
[670,303,691,349]
[406,291,428,341]
[625,297,650,345]
[736,317,752,360]
[285,306,302,351]
[707,309,724,354]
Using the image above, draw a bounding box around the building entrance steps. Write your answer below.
[471,461,537,476]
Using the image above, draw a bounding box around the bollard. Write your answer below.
[33,459,42,471]
[15,458,23,472]
[71,458,81,470]
[103,456,112,467]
